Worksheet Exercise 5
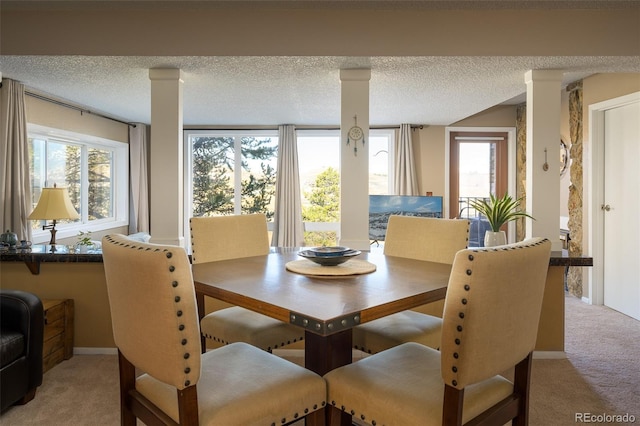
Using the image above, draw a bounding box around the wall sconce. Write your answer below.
[28,184,80,245]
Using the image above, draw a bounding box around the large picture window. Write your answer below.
[184,128,394,247]
[28,124,129,242]
[185,130,279,219]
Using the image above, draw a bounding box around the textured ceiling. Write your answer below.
[1,55,639,126]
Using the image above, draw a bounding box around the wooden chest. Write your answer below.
[42,299,74,372]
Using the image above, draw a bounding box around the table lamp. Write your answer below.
[28,184,80,245]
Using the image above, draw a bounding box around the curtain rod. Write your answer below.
[25,91,137,128]
[184,124,425,131]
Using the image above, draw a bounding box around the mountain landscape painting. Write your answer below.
[369,195,443,241]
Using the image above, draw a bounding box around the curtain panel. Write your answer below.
[394,123,419,196]
[272,124,304,247]
[0,78,32,241]
[129,123,150,234]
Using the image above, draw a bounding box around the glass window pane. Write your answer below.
[297,134,340,247]
[190,136,236,216]
[240,136,278,219]
[88,148,113,220]
[369,135,390,195]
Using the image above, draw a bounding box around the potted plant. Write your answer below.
[76,231,93,253]
[469,193,534,247]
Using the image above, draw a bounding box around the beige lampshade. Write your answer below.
[28,187,80,221]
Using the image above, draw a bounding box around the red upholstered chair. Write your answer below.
[353,215,470,353]
[102,234,326,425]
[326,238,551,426]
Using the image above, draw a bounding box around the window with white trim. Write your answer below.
[28,124,129,243]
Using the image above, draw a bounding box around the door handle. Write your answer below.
[601,204,611,211]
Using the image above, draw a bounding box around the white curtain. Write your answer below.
[0,79,32,241]
[129,123,150,233]
[272,125,304,247]
[394,123,419,195]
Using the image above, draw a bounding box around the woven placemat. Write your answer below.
[286,259,377,276]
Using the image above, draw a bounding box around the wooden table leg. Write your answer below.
[305,330,353,426]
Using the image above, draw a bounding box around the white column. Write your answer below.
[524,70,563,251]
[149,68,185,247]
[339,69,371,251]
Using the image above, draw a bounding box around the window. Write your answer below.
[185,130,279,219]
[184,128,393,247]
[368,130,394,195]
[297,130,341,246]
[28,124,129,242]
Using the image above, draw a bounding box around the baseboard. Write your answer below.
[533,351,567,359]
[582,296,591,304]
[74,347,118,355]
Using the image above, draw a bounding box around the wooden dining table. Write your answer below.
[192,247,452,425]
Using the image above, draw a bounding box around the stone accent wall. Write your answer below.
[515,104,527,241]
[567,81,584,297]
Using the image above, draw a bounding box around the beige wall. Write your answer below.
[2,4,638,57]
[26,95,129,144]
[413,104,518,208]
[1,262,116,349]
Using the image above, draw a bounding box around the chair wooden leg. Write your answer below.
[177,386,199,426]
[118,350,137,426]
[513,352,533,426]
[443,384,464,426]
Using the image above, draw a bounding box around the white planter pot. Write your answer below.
[484,230,507,247]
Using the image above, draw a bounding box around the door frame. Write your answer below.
[445,127,516,241]
[587,91,640,305]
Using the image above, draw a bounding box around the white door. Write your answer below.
[603,100,640,320]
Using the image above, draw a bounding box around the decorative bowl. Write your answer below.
[308,246,351,257]
[298,248,361,266]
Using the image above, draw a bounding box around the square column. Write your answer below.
[340,69,371,250]
[525,70,563,251]
[149,68,185,247]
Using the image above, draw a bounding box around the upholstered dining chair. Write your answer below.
[102,234,326,426]
[325,238,551,426]
[353,215,470,353]
[190,214,305,352]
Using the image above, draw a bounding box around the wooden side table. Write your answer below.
[42,299,74,372]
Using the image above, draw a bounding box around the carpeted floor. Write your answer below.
[1,294,638,425]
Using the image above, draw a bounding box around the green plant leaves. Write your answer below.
[469,194,534,232]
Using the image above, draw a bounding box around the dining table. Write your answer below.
[192,247,452,425]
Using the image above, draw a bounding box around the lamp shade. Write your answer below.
[28,187,80,220]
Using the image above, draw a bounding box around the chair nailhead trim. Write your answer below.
[461,298,467,304]
[184,367,190,373]
[175,296,181,302]
[179,324,185,330]
[452,380,457,386]
[468,254,474,260]
[455,338,460,345]
[177,310,183,317]
[454,352,459,358]
[464,284,470,291]
[457,325,463,331]
[181,339,187,345]
[166,252,173,258]
[184,380,190,386]
[452,366,457,372]
[184,353,190,359]
[169,265,175,272]
[172,281,178,287]
[466,269,472,275]
[458,312,464,319]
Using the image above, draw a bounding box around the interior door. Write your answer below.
[603,100,640,320]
